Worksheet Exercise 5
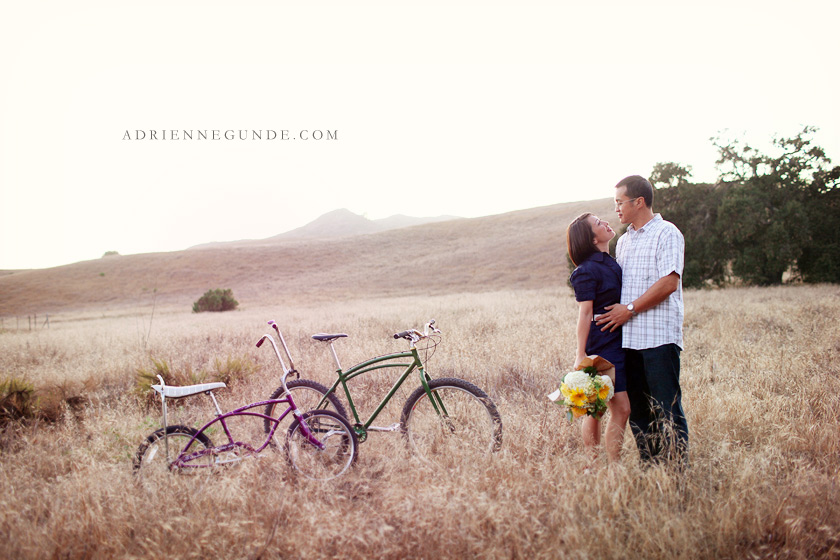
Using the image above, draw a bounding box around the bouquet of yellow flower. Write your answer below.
[548,356,615,421]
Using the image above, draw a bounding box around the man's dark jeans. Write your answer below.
[625,343,689,464]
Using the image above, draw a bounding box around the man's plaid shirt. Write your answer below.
[616,214,684,351]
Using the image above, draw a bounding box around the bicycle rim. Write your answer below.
[402,380,502,464]
[286,410,357,480]
[264,380,346,441]
[135,427,214,487]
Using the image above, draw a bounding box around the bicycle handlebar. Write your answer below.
[256,321,298,386]
[393,319,440,342]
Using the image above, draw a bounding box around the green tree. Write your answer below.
[716,177,808,285]
[650,162,694,188]
[651,163,728,287]
[798,164,840,282]
[711,126,836,285]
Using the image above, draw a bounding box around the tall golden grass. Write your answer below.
[1,284,839,559]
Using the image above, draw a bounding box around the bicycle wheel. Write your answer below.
[264,379,347,437]
[286,410,358,480]
[134,425,214,478]
[400,378,503,462]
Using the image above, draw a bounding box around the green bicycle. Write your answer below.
[263,320,502,462]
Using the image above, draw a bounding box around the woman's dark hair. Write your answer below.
[615,175,654,208]
[566,212,597,267]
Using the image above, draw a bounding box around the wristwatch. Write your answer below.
[627,302,637,316]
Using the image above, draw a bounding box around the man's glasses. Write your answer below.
[614,197,640,210]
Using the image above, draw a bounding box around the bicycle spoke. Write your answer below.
[402,378,503,464]
[134,426,214,489]
[286,410,358,480]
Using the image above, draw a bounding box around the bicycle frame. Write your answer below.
[316,346,434,438]
[263,320,502,458]
[156,324,327,471]
[171,394,303,470]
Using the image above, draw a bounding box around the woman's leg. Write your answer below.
[605,391,631,462]
[581,415,600,456]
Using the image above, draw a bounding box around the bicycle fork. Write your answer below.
[417,368,457,434]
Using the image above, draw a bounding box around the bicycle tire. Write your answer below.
[286,409,359,480]
[400,377,503,462]
[264,379,348,438]
[134,425,214,476]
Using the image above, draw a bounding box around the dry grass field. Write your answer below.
[1,202,839,558]
[1,283,839,559]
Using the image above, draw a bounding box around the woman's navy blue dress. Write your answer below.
[569,252,626,392]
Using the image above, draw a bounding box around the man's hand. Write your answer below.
[595,303,633,332]
[597,272,680,332]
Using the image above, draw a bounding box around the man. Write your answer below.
[596,175,688,464]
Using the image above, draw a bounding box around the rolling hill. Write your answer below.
[190,209,460,248]
[0,198,615,315]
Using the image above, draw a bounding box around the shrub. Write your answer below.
[0,377,37,424]
[36,383,88,423]
[134,355,258,407]
[211,356,260,386]
[0,376,89,428]
[136,357,205,394]
[192,288,239,313]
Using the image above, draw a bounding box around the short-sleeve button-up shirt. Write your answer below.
[616,214,685,350]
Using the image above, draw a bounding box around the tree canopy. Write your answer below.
[650,127,839,286]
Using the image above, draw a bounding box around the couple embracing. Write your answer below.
[565,175,688,466]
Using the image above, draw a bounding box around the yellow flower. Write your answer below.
[598,384,611,400]
[560,384,573,398]
[571,406,588,418]
[568,389,588,408]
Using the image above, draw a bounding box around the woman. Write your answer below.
[566,213,631,462]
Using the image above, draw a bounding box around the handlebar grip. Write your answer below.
[394,331,412,340]
[256,337,265,348]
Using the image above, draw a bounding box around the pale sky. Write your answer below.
[1,1,838,270]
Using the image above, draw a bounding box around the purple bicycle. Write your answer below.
[134,323,359,481]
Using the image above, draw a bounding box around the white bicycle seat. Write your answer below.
[151,382,226,399]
